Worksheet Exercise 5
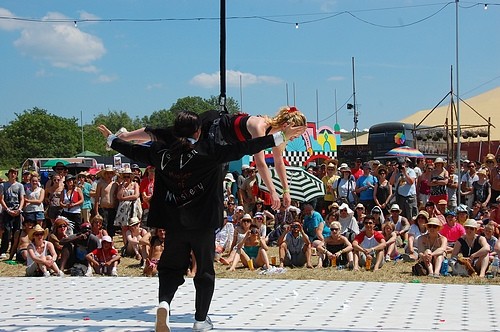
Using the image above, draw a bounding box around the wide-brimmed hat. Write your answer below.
[416,210,429,221]
[355,203,365,210]
[78,171,89,177]
[64,174,76,182]
[434,157,445,165]
[120,167,133,175]
[437,199,448,205]
[254,212,264,219]
[427,217,442,227]
[28,224,49,241]
[5,167,18,177]
[328,202,339,211]
[464,219,478,228]
[371,206,382,214]
[129,217,141,226]
[52,162,68,172]
[339,163,351,172]
[225,173,235,182]
[390,204,402,212]
[242,213,252,221]
[485,153,496,163]
[98,165,116,177]
[241,164,250,171]
[327,162,337,169]
[477,169,488,177]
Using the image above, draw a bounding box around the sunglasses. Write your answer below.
[379,172,386,175]
[340,209,347,212]
[331,228,340,231]
[372,211,381,214]
[34,233,45,237]
[123,175,131,178]
[427,224,439,229]
[255,217,264,221]
[465,226,476,231]
[242,220,251,223]
[364,221,374,225]
[57,225,67,229]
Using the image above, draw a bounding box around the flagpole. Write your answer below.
[455,0,462,206]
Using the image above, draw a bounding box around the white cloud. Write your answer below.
[1,8,106,72]
[146,83,164,90]
[190,70,283,88]
[95,74,117,83]
[327,76,345,81]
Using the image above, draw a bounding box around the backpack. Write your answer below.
[412,261,428,276]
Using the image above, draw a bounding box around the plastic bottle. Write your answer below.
[440,258,449,276]
[492,256,499,277]
[365,254,372,271]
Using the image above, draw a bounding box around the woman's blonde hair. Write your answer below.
[330,221,341,231]
[382,221,395,232]
[266,106,307,128]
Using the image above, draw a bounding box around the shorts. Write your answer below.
[284,250,306,267]
[24,211,45,222]
[16,248,27,263]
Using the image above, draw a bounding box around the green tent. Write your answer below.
[42,159,70,168]
[74,150,101,157]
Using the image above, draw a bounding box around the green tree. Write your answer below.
[0,107,80,167]
[205,95,240,114]
[92,110,139,134]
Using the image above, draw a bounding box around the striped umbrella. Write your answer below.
[386,146,424,158]
[256,166,325,203]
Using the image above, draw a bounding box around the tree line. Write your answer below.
[0,96,240,168]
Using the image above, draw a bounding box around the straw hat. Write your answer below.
[97,165,116,177]
[28,224,49,241]
[427,217,442,227]
[464,219,478,228]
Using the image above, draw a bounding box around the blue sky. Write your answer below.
[1,1,499,132]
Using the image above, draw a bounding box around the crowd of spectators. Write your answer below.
[1,152,500,279]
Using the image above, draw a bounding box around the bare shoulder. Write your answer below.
[246,116,267,138]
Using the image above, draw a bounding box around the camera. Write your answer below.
[398,163,404,171]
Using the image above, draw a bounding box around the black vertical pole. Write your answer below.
[219,0,227,113]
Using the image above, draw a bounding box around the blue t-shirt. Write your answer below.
[303,211,324,241]
[356,175,377,201]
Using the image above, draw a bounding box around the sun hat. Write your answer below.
[339,163,351,172]
[477,169,488,177]
[120,167,133,174]
[52,162,68,172]
[254,212,264,219]
[437,199,448,205]
[28,224,49,241]
[327,162,336,168]
[416,210,430,221]
[101,235,113,243]
[355,203,365,210]
[242,213,252,221]
[427,218,441,227]
[241,164,250,170]
[78,171,89,177]
[225,173,235,182]
[390,204,402,212]
[485,153,496,162]
[129,217,141,226]
[5,168,19,177]
[434,157,445,165]
[236,206,244,212]
[64,174,76,182]
[131,164,140,169]
[464,219,478,228]
[98,165,116,177]
[328,202,339,210]
[371,206,382,214]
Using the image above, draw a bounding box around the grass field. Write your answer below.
[1,234,499,286]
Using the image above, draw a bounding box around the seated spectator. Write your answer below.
[403,210,429,262]
[424,201,445,226]
[26,225,64,277]
[48,216,70,263]
[456,204,469,225]
[215,211,234,265]
[451,219,490,277]
[416,218,448,277]
[439,210,465,252]
[482,223,498,263]
[226,213,252,266]
[90,214,108,246]
[319,221,353,268]
[85,235,120,276]
[381,221,398,262]
[58,222,99,275]
[143,228,165,277]
[267,204,296,245]
[277,221,313,268]
[337,203,360,242]
[124,217,148,261]
[352,215,386,271]
[387,204,410,247]
[302,203,330,266]
[9,219,36,263]
[229,224,270,271]
[353,203,366,226]
[253,212,267,238]
[370,206,385,231]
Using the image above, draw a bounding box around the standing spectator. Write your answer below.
[114,167,142,242]
[373,166,392,216]
[85,235,120,276]
[446,163,459,212]
[21,170,32,192]
[351,158,364,180]
[417,217,448,277]
[139,166,155,227]
[417,163,433,208]
[131,164,142,179]
[237,165,249,205]
[390,157,418,221]
[333,164,357,208]
[352,215,386,271]
[44,174,64,225]
[414,158,426,179]
[439,210,465,252]
[355,162,377,212]
[428,157,449,204]
[0,168,25,259]
[23,173,45,226]
[26,225,64,277]
[487,154,500,203]
[461,161,479,209]
[322,161,339,215]
[94,165,119,237]
[60,175,84,232]
[278,221,313,268]
[472,169,491,208]
[77,171,93,224]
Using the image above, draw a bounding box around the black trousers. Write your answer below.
[98,208,117,237]
[158,229,215,322]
